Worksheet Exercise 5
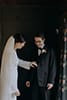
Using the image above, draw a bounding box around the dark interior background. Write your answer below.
[0,0,67,57]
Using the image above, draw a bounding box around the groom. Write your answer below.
[31,32,56,100]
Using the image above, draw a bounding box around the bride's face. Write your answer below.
[15,42,26,49]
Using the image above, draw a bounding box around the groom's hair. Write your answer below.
[13,33,25,43]
[34,32,47,39]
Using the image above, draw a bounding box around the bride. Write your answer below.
[0,33,37,100]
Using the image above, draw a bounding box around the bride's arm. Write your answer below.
[18,59,31,70]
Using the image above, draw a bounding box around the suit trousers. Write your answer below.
[39,87,51,100]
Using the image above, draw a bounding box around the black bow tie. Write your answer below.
[38,48,44,54]
[38,48,42,50]
[38,47,44,50]
[38,47,47,52]
[38,44,48,51]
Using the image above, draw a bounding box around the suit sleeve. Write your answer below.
[48,49,56,84]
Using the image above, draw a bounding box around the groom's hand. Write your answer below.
[47,83,53,90]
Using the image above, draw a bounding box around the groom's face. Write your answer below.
[34,37,45,48]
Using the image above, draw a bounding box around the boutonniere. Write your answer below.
[41,49,47,54]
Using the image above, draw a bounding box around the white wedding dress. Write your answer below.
[0,36,31,100]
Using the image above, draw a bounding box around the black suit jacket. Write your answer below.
[37,47,56,87]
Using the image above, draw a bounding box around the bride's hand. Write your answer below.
[31,61,38,68]
[12,89,20,96]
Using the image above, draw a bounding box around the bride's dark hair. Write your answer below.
[13,33,25,43]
